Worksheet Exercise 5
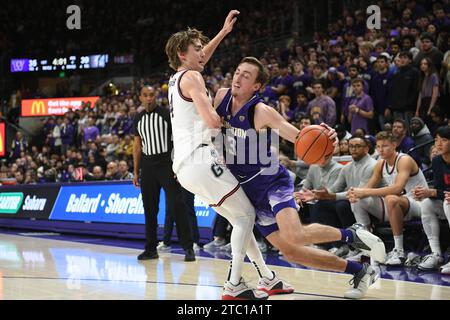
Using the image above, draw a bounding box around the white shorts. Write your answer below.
[175,145,244,207]
[420,198,450,220]
[352,195,421,224]
[404,196,422,220]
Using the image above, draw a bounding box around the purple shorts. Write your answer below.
[240,165,296,237]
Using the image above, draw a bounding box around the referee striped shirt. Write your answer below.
[133,106,172,163]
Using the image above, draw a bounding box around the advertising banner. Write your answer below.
[0,123,5,157]
[49,183,216,228]
[21,97,99,117]
[0,186,60,219]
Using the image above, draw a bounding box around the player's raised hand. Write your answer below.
[222,10,240,34]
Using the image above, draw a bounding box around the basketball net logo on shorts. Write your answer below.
[184,121,279,176]
[31,101,47,116]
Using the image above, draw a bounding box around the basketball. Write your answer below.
[295,125,334,165]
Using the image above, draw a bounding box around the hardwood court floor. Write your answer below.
[0,232,449,300]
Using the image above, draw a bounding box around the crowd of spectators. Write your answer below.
[0,0,293,72]
[3,0,450,187]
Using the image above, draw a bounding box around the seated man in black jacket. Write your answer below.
[412,125,450,273]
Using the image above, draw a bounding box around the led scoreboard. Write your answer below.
[11,54,109,73]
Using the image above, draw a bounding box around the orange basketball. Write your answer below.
[295,125,334,165]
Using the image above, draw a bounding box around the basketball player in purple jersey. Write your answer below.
[214,57,386,299]
[166,11,294,300]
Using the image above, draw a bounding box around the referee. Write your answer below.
[133,85,195,261]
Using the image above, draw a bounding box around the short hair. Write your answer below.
[279,95,291,104]
[402,34,415,44]
[377,55,389,63]
[393,118,407,129]
[299,114,313,123]
[376,131,397,143]
[311,79,324,88]
[139,85,154,95]
[351,78,364,86]
[239,56,269,86]
[398,50,413,60]
[430,105,444,117]
[349,135,370,147]
[436,126,450,139]
[165,28,210,71]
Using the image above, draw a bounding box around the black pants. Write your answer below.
[212,214,230,239]
[419,97,435,129]
[163,187,200,244]
[309,200,355,229]
[140,159,193,252]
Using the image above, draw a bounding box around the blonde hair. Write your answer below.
[165,28,209,71]
[375,131,397,143]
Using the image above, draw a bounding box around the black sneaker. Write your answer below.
[184,248,196,262]
[137,250,159,260]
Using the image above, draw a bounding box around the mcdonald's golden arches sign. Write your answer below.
[21,97,99,117]
[0,123,5,157]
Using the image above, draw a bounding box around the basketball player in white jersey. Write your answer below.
[165,10,293,300]
[348,131,429,266]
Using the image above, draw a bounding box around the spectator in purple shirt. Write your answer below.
[416,57,440,128]
[432,4,450,31]
[341,65,369,125]
[83,117,100,144]
[270,62,294,99]
[306,80,336,126]
[290,59,311,101]
[347,78,374,135]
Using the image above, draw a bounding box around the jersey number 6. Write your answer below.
[211,163,224,177]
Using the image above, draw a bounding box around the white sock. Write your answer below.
[228,255,245,286]
[247,236,273,279]
[227,216,253,285]
[429,239,442,256]
[421,204,442,256]
[393,235,403,251]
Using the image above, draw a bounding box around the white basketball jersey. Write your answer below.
[168,70,214,173]
[382,153,428,197]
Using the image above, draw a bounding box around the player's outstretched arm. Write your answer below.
[254,103,299,143]
[182,70,222,129]
[203,10,240,65]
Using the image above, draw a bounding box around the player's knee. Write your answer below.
[385,195,398,208]
[420,199,434,218]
